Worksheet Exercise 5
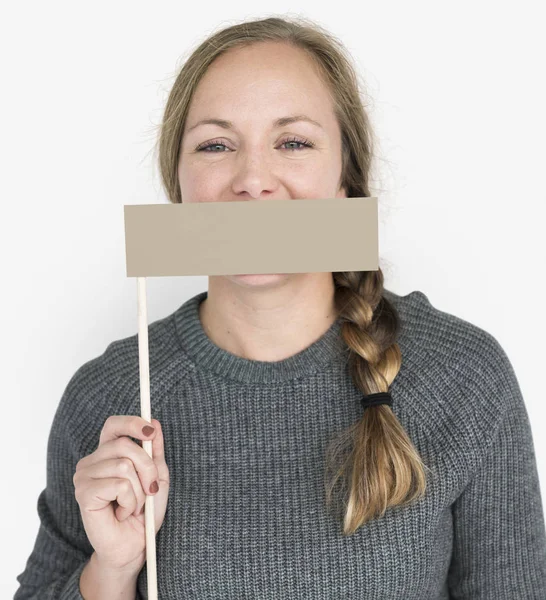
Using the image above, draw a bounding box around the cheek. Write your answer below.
[289,163,340,195]
[272,161,331,198]
[179,161,224,201]
[282,160,334,187]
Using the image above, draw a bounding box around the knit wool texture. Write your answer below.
[15,288,546,599]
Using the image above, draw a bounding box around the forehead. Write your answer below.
[187,42,334,116]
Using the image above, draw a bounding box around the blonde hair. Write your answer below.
[154,15,429,535]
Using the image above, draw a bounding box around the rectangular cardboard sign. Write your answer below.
[124,196,378,277]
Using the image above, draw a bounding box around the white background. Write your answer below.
[3,1,545,597]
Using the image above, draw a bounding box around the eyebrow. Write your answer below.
[186,114,324,133]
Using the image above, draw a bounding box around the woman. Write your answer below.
[15,15,546,599]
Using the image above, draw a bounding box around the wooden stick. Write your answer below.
[136,276,158,599]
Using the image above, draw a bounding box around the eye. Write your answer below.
[279,136,315,151]
[195,139,230,152]
[194,136,316,153]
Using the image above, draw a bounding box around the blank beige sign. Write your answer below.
[124,196,379,277]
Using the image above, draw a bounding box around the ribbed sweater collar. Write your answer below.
[173,290,348,384]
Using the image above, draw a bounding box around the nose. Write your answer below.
[230,150,279,199]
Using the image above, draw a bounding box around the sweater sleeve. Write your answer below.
[13,361,145,600]
[446,339,546,598]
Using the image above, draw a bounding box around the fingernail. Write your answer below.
[149,481,159,494]
[142,425,155,436]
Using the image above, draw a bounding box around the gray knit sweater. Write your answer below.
[14,288,546,599]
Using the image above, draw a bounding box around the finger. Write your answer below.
[75,457,147,517]
[77,436,160,510]
[149,419,166,464]
[149,420,169,491]
[98,415,158,447]
[76,476,137,521]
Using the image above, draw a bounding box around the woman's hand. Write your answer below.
[73,416,170,572]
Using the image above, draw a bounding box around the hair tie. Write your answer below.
[361,391,393,410]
